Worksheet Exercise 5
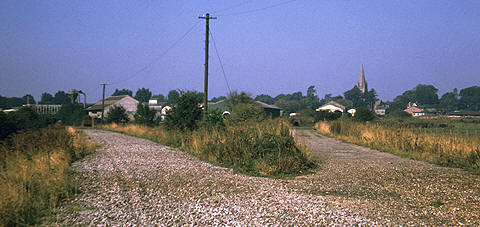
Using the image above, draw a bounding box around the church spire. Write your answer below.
[357,64,367,94]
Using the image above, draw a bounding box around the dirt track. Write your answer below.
[42,129,480,226]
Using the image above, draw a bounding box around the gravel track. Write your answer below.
[42,130,376,226]
[42,129,480,226]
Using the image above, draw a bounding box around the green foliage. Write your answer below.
[151,94,166,102]
[459,86,480,111]
[134,87,152,103]
[255,94,275,105]
[165,91,202,131]
[314,110,343,122]
[227,103,266,125]
[388,109,412,118]
[225,91,254,109]
[53,91,70,104]
[354,107,375,122]
[40,92,54,104]
[210,96,226,103]
[55,104,88,126]
[134,103,158,126]
[440,88,459,111]
[0,94,35,109]
[106,105,130,124]
[167,90,180,105]
[0,107,55,140]
[200,108,225,128]
[290,109,316,126]
[112,88,133,97]
[343,86,377,108]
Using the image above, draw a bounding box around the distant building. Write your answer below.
[373,100,387,116]
[404,102,425,117]
[316,101,346,113]
[33,104,62,115]
[86,95,138,120]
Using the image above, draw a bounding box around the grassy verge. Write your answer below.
[0,125,96,225]
[314,119,480,173]
[102,119,316,178]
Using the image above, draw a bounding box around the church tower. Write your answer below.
[357,64,368,94]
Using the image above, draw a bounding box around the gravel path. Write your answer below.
[42,129,480,226]
[42,130,376,226]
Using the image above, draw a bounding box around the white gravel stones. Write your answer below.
[42,130,376,226]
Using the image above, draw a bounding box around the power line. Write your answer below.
[216,0,297,16]
[110,21,200,85]
[209,29,232,94]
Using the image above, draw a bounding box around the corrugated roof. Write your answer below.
[86,95,132,111]
[255,101,281,110]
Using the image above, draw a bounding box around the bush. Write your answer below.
[314,110,342,122]
[200,108,225,128]
[1,107,56,140]
[226,103,266,125]
[134,103,157,126]
[389,109,412,118]
[56,104,88,126]
[106,105,130,124]
[165,91,202,131]
[354,107,375,122]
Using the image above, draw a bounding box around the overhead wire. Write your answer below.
[110,21,200,85]
[212,0,253,14]
[209,29,232,94]
[216,0,297,16]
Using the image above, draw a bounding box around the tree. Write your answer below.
[414,84,439,105]
[440,88,459,111]
[53,91,70,104]
[23,94,36,105]
[165,91,202,131]
[255,94,275,105]
[225,91,253,109]
[55,104,88,125]
[307,85,317,98]
[459,86,480,111]
[151,94,166,102]
[167,90,180,105]
[134,103,157,126]
[106,105,129,124]
[354,107,375,122]
[40,92,54,104]
[134,88,152,103]
[112,88,133,97]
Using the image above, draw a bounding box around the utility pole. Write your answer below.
[199,13,216,113]
[100,83,108,123]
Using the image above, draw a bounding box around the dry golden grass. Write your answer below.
[0,126,95,226]
[315,120,480,173]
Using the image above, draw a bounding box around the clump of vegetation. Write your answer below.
[134,102,158,126]
[353,107,375,122]
[315,118,480,173]
[106,105,130,124]
[0,106,55,140]
[55,104,88,126]
[164,91,202,131]
[0,126,95,225]
[226,103,266,125]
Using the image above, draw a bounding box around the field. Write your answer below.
[315,117,480,173]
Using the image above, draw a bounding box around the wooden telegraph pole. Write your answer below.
[199,13,216,113]
[100,83,108,123]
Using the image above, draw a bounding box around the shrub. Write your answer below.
[106,105,129,124]
[354,107,375,122]
[226,103,266,125]
[389,109,412,118]
[200,108,225,128]
[56,104,88,126]
[165,91,202,131]
[134,103,157,126]
[314,110,342,122]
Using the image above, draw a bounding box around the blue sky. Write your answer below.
[1,0,479,102]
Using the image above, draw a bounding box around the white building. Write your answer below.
[316,101,346,113]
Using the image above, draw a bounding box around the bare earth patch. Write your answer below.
[42,129,479,226]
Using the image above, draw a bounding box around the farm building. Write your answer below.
[87,95,138,120]
[316,101,346,113]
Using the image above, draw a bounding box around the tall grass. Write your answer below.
[315,119,480,173]
[103,120,315,177]
[0,125,95,226]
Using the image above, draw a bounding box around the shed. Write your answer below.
[86,95,138,120]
